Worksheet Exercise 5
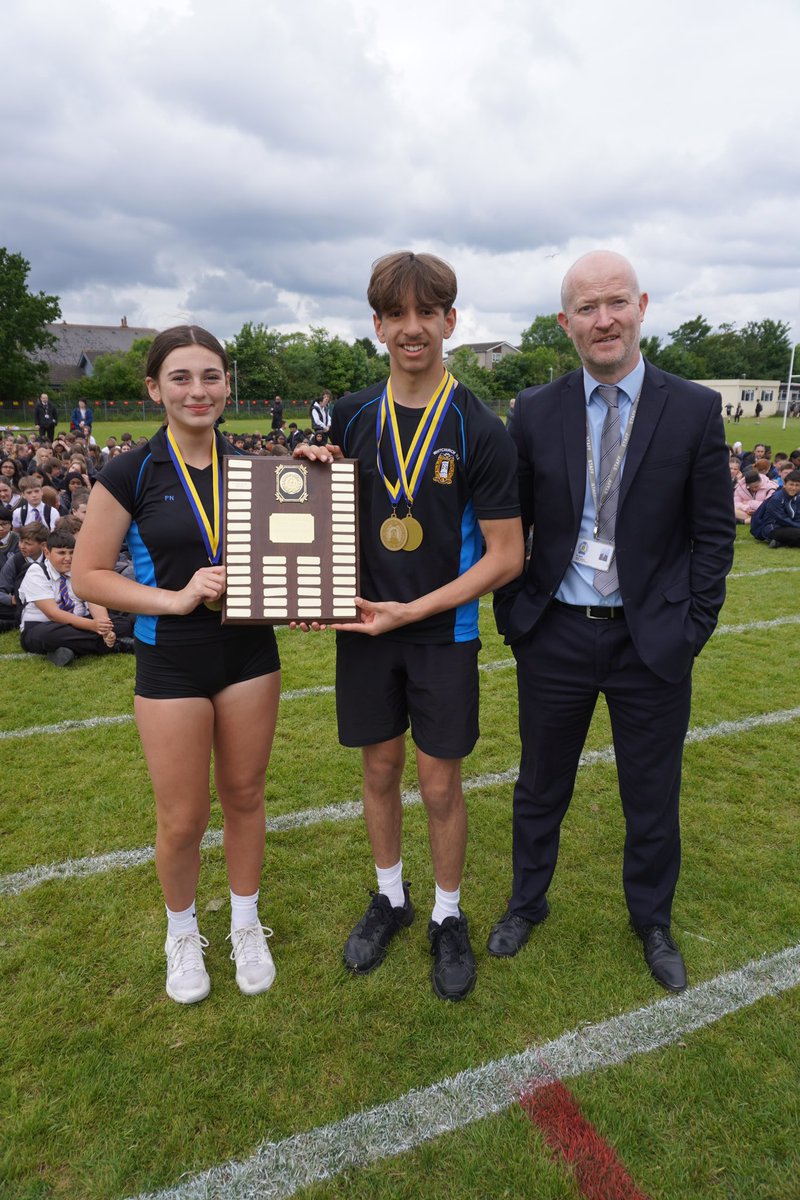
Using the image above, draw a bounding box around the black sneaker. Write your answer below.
[428,910,476,1002]
[343,883,414,974]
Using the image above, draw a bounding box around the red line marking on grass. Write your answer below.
[521,1079,652,1200]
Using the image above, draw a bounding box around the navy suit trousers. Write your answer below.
[510,603,692,928]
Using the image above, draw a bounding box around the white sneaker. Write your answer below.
[228,924,276,995]
[164,931,211,1004]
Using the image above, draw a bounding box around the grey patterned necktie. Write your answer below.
[593,385,621,596]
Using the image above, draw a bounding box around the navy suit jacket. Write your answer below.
[495,361,736,683]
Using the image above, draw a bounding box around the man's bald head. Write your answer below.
[560,251,642,313]
[557,250,648,384]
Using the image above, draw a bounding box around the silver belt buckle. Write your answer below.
[585,605,603,619]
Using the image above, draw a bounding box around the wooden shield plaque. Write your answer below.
[221,456,360,625]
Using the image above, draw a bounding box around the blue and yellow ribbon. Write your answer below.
[376,370,457,509]
[166,427,222,563]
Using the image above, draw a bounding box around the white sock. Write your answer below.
[431,883,461,925]
[375,860,405,908]
[230,888,260,931]
[166,901,198,938]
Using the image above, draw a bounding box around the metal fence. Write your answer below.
[1,396,318,428]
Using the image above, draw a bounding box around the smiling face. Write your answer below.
[558,251,647,383]
[46,545,74,574]
[373,290,457,390]
[146,345,230,432]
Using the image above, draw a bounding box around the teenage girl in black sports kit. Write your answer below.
[73,326,280,1004]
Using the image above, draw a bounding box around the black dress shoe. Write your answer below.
[635,925,687,992]
[487,909,542,957]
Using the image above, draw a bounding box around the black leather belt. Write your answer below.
[552,599,625,620]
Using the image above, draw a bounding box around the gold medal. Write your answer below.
[402,514,423,551]
[204,595,224,611]
[379,515,408,551]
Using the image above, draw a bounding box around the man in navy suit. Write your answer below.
[489,250,735,991]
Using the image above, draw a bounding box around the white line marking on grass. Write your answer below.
[3,613,800,743]
[128,943,800,1200]
[4,705,800,897]
[0,714,134,741]
[715,614,800,635]
[728,565,800,580]
[0,652,30,660]
[0,660,514,742]
[4,611,800,743]
[280,685,334,701]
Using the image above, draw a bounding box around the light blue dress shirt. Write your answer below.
[555,356,645,607]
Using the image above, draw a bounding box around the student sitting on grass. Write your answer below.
[11,476,60,531]
[0,521,49,629]
[750,470,800,548]
[69,489,91,523]
[19,528,134,666]
[0,506,18,572]
[733,469,777,523]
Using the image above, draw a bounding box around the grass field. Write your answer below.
[7,412,800,457]
[1,526,799,1199]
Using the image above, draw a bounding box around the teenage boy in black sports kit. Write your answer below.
[296,253,524,1000]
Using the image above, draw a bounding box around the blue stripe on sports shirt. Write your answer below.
[454,498,481,643]
[340,395,380,455]
[126,520,157,644]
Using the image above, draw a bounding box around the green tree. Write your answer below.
[225,323,285,405]
[520,314,565,350]
[668,315,712,353]
[491,352,540,396]
[0,248,61,402]
[702,324,745,378]
[364,352,390,388]
[354,336,378,359]
[446,347,494,402]
[738,319,792,378]
[325,336,360,398]
[62,337,153,409]
[280,333,321,402]
[348,341,372,394]
[519,313,580,375]
[657,344,708,379]
[639,334,664,365]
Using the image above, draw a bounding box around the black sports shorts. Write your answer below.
[335,633,480,759]
[135,626,280,699]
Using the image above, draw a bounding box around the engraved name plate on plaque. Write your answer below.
[221,456,360,625]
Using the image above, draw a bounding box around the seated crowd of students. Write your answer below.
[0,418,335,665]
[729,441,800,547]
[2,427,799,666]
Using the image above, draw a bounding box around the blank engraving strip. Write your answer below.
[330,463,358,617]
[296,555,322,619]
[262,555,288,619]
[226,459,253,618]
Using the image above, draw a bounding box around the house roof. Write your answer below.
[446,341,520,355]
[44,321,158,366]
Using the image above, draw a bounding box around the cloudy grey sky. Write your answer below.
[3,0,799,350]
